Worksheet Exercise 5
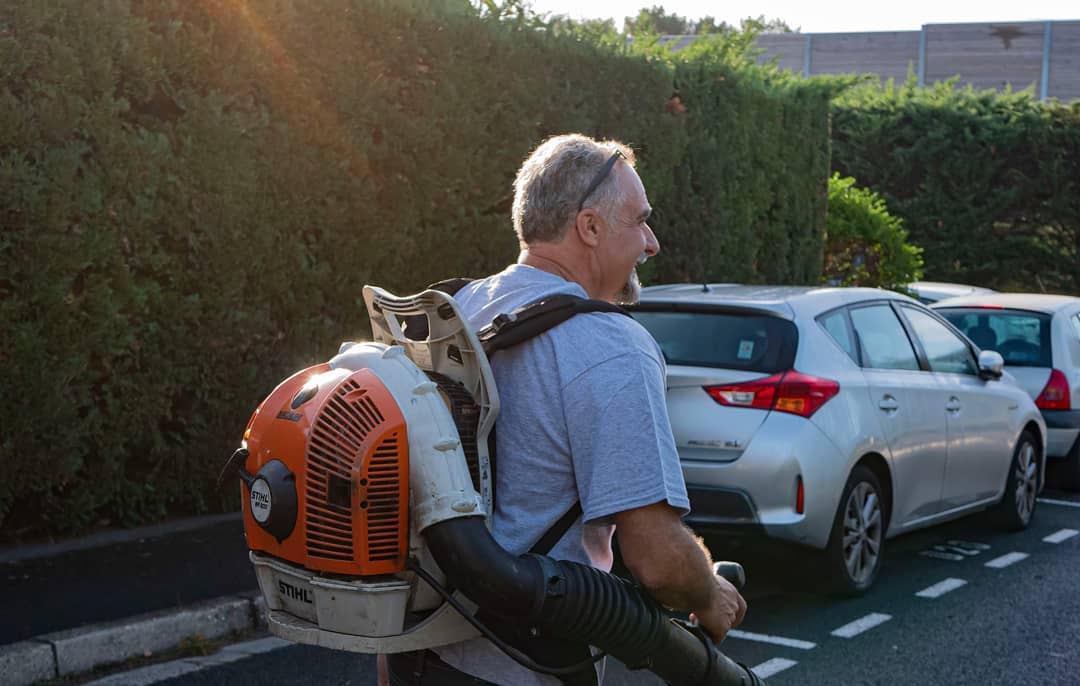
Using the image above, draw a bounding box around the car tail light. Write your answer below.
[1036,369,1071,410]
[795,476,805,515]
[704,370,839,418]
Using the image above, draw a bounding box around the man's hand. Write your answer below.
[689,573,746,643]
[613,500,749,644]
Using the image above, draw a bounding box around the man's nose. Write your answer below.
[644,224,660,257]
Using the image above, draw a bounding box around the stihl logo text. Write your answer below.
[279,580,314,604]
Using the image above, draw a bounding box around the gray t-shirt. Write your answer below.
[433,264,689,685]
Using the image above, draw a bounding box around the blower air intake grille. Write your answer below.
[365,432,404,561]
[305,379,385,563]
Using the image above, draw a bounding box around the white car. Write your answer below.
[933,294,1080,491]
[630,285,1046,594]
[907,281,997,304]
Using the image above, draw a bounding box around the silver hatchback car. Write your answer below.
[933,294,1080,491]
[630,285,1047,594]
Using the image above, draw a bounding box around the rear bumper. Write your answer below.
[1041,410,1080,458]
[680,412,848,550]
[684,486,765,537]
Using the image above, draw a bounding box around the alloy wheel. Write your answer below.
[841,482,882,585]
[1013,441,1037,524]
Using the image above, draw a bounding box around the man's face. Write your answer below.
[599,164,658,305]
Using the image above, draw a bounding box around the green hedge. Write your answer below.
[832,80,1080,294]
[0,0,831,536]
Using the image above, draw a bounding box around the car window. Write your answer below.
[901,307,978,375]
[936,308,1052,367]
[818,310,858,362]
[631,309,797,373]
[849,305,920,371]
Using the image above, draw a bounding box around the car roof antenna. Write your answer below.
[701,283,710,292]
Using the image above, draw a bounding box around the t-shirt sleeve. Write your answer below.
[562,350,690,523]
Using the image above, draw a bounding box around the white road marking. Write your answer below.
[947,540,991,550]
[1038,498,1080,508]
[751,657,798,679]
[984,551,1029,568]
[727,629,816,650]
[915,577,968,598]
[934,545,980,556]
[830,613,892,638]
[1043,529,1079,544]
[920,550,964,561]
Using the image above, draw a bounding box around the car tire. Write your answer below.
[1060,436,1080,492]
[822,465,886,596]
[993,430,1039,531]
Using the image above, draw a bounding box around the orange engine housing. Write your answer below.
[241,363,410,576]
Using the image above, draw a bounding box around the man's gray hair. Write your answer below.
[512,134,636,245]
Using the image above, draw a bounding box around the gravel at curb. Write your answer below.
[83,636,292,686]
[2,593,267,686]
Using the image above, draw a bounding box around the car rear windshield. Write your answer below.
[630,308,798,373]
[936,308,1052,367]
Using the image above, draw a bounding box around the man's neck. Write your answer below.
[518,247,609,302]
[517,250,575,283]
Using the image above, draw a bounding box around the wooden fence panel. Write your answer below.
[1049,21,1080,102]
[924,22,1044,93]
[810,31,920,82]
[664,21,1080,101]
[756,33,807,73]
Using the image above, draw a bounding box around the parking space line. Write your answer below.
[946,540,990,550]
[933,544,980,556]
[751,657,798,679]
[1043,529,1078,544]
[1037,498,1080,508]
[915,578,967,598]
[920,550,964,561]
[984,552,1029,568]
[830,613,891,638]
[727,629,816,650]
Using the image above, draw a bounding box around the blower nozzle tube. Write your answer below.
[425,518,766,686]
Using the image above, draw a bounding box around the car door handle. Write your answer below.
[878,396,899,413]
[945,397,961,413]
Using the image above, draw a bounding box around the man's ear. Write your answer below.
[574,209,602,248]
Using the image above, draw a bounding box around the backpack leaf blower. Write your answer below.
[232,285,766,685]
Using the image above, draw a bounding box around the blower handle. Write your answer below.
[713,561,746,590]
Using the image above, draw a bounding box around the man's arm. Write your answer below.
[612,501,746,642]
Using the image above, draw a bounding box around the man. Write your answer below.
[385,134,746,685]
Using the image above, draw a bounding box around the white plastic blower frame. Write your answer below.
[254,286,500,653]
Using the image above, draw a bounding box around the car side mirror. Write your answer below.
[978,350,1004,380]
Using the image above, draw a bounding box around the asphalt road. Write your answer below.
[150,485,1080,686]
[1,517,254,644]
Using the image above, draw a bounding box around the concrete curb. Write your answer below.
[1,593,267,686]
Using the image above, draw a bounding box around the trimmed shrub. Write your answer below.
[823,173,923,289]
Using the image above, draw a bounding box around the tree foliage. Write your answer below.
[622,6,796,37]
[823,174,923,288]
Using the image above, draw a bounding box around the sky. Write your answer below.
[526,0,1079,33]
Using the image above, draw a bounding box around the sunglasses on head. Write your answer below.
[576,150,625,212]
